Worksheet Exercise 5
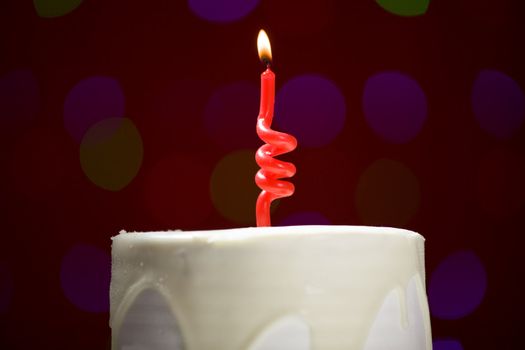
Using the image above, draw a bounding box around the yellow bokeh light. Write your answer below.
[356,159,420,227]
[80,118,143,191]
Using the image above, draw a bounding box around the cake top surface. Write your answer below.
[113,225,423,243]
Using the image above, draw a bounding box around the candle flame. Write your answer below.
[257,29,272,64]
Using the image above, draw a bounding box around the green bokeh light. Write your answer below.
[34,0,83,18]
[80,118,143,191]
[356,159,420,227]
[376,0,430,17]
[210,149,279,225]
[210,150,259,225]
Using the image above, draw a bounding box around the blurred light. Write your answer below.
[376,0,430,17]
[60,244,110,313]
[0,70,39,133]
[144,153,213,229]
[278,211,331,226]
[356,159,420,227]
[188,0,260,23]
[276,74,346,147]
[203,81,259,149]
[64,76,125,142]
[429,250,487,320]
[34,0,83,18]
[80,118,143,191]
[433,339,463,350]
[471,70,524,139]
[210,150,259,225]
[363,71,427,144]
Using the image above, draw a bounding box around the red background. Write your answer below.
[1,1,524,349]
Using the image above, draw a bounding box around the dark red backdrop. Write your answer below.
[1,1,524,349]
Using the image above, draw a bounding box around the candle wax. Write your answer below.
[256,67,297,226]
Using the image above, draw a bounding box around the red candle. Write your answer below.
[255,29,298,227]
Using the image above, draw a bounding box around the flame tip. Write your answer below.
[257,29,272,64]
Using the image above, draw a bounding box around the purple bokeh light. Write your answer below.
[429,250,487,320]
[64,76,125,142]
[278,211,331,226]
[471,70,524,139]
[60,244,111,313]
[0,263,14,314]
[433,339,463,350]
[188,0,260,23]
[203,81,259,149]
[0,70,39,131]
[363,71,427,143]
[275,74,346,147]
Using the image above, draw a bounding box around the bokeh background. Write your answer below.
[1,0,524,349]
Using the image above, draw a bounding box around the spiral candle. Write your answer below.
[255,30,297,227]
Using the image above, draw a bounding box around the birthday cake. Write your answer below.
[110,225,432,349]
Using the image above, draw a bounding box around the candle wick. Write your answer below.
[261,56,271,68]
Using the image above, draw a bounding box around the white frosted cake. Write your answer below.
[110,226,432,350]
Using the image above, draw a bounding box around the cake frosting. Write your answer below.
[110,225,432,350]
